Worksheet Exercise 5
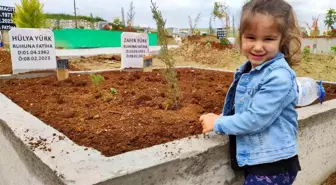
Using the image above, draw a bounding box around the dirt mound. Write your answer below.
[170,40,240,66]
[68,63,82,71]
[323,171,336,185]
[198,41,232,50]
[293,55,336,81]
[184,35,219,43]
[120,27,137,32]
[181,35,233,51]
[72,54,121,64]
[0,50,12,74]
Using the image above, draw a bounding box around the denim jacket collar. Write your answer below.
[237,52,285,73]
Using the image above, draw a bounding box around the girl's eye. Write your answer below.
[246,37,255,40]
[265,38,274,41]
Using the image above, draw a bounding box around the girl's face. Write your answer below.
[241,14,282,69]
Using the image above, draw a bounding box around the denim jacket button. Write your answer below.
[240,98,244,102]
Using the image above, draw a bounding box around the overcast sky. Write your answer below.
[1,0,335,31]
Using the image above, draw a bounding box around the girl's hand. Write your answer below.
[199,113,220,133]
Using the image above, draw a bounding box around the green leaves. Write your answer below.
[90,74,104,87]
[89,74,117,101]
[150,1,180,110]
[324,9,336,29]
[212,2,227,20]
[331,46,336,53]
[110,88,117,96]
[110,18,125,30]
[12,0,47,28]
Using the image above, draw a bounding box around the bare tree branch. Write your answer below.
[127,1,135,27]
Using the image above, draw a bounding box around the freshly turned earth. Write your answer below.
[0,50,12,74]
[0,68,336,157]
[323,172,336,185]
[0,69,231,156]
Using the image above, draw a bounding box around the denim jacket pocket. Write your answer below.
[248,83,261,97]
[236,85,247,93]
[246,85,259,110]
[236,85,248,112]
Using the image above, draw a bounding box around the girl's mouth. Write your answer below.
[250,53,266,61]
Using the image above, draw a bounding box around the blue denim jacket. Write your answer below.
[214,52,299,167]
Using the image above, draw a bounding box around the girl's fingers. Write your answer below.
[199,115,204,123]
[202,128,209,134]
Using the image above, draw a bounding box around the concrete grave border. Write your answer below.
[0,67,335,185]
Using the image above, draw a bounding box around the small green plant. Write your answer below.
[89,74,118,101]
[90,73,104,91]
[110,88,117,96]
[151,0,180,110]
[90,74,104,97]
[303,45,311,55]
[220,38,230,46]
[12,0,48,28]
[332,46,336,62]
[331,46,336,53]
[302,45,311,62]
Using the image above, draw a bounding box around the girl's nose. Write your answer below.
[253,41,264,52]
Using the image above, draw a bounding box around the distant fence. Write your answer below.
[53,29,158,49]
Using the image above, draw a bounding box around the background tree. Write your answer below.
[89,13,95,29]
[188,13,201,35]
[110,18,125,30]
[325,9,336,29]
[12,0,47,28]
[121,7,126,27]
[209,15,214,35]
[212,1,229,37]
[127,1,135,28]
[324,8,336,36]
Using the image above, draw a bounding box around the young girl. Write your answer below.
[199,0,302,184]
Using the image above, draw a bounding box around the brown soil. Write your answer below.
[68,63,82,71]
[76,54,121,63]
[0,69,231,156]
[0,50,12,74]
[198,41,233,50]
[315,82,336,104]
[184,35,220,43]
[120,27,137,32]
[158,36,177,45]
[184,35,233,50]
[170,40,242,65]
[323,172,336,185]
[1,69,336,157]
